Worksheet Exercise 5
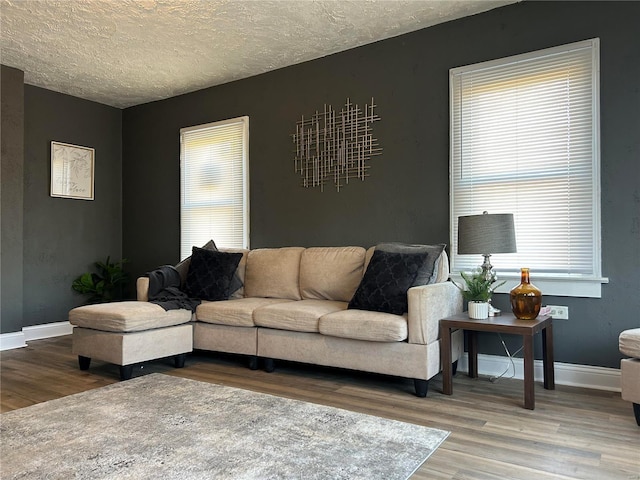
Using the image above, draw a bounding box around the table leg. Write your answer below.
[468,331,478,378]
[542,323,555,390]
[440,324,452,395]
[523,334,535,410]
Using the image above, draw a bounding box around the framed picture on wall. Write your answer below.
[50,141,95,200]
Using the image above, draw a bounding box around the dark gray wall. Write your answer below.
[20,86,122,326]
[122,1,638,368]
[1,65,25,334]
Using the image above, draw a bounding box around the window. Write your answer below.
[450,39,607,297]
[180,116,249,259]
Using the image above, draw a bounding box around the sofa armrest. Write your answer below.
[407,281,463,345]
[137,277,149,302]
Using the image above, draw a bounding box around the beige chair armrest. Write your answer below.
[619,328,640,358]
[136,277,149,302]
[407,281,463,345]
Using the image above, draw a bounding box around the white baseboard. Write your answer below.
[457,353,621,392]
[0,321,73,351]
[0,331,27,351]
[0,323,622,392]
[23,321,73,341]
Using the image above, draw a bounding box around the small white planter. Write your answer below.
[468,301,489,319]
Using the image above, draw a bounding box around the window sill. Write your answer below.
[450,272,609,299]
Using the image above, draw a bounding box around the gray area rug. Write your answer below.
[1,373,449,479]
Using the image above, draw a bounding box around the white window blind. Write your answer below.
[450,39,605,297]
[180,116,249,259]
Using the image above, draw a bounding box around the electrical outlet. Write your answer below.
[548,305,569,320]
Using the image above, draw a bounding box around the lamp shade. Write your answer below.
[458,212,516,255]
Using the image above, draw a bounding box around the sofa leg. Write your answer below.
[174,353,186,368]
[452,360,458,376]
[414,379,429,397]
[248,356,259,370]
[78,356,91,371]
[264,358,275,373]
[119,365,133,381]
[633,403,640,426]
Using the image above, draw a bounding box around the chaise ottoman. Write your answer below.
[69,301,193,380]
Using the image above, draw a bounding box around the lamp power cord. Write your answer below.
[489,333,523,383]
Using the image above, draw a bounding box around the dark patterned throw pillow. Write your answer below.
[348,250,428,315]
[184,247,242,301]
[175,239,218,285]
[176,240,244,296]
[375,243,446,286]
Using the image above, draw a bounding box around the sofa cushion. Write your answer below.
[184,247,243,301]
[244,247,304,300]
[619,328,640,358]
[433,250,450,283]
[376,243,446,286]
[319,309,408,342]
[348,249,427,315]
[196,298,293,327]
[254,299,348,333]
[69,301,192,333]
[365,246,375,271]
[299,247,366,302]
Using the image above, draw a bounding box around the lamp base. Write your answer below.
[481,255,503,316]
[488,303,502,316]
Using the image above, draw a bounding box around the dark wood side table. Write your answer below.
[440,313,554,410]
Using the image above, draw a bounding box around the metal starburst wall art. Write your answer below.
[292,97,381,192]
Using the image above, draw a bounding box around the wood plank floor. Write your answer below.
[1,335,639,479]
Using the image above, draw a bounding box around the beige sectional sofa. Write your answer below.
[137,245,464,396]
[619,328,640,425]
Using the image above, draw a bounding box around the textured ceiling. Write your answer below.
[1,0,517,108]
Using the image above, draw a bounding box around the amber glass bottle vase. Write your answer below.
[510,268,542,320]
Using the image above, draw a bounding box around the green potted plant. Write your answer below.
[72,257,129,303]
[453,269,505,319]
